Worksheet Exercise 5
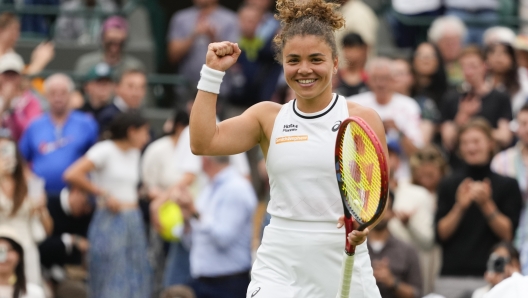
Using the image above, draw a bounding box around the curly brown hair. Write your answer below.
[273,0,345,63]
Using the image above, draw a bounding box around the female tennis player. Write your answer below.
[189,0,388,297]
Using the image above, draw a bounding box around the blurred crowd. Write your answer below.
[0,0,527,298]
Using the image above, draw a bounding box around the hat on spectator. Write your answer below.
[85,62,113,82]
[514,35,528,52]
[102,16,128,35]
[0,225,23,250]
[0,52,24,74]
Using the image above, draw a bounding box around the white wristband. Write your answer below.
[197,64,225,94]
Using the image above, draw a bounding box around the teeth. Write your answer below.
[298,79,316,84]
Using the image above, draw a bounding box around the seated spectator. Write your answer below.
[0,131,53,285]
[0,52,43,142]
[19,74,99,196]
[97,69,146,134]
[472,242,521,298]
[333,33,369,97]
[444,0,499,45]
[491,104,528,275]
[435,118,522,298]
[74,16,145,77]
[367,192,423,298]
[411,42,449,109]
[38,187,93,297]
[483,27,516,46]
[335,0,378,58]
[440,46,513,158]
[428,16,467,86]
[485,42,528,118]
[167,0,238,97]
[64,112,151,298]
[348,57,423,180]
[176,156,257,298]
[0,226,45,297]
[78,62,115,120]
[389,0,442,48]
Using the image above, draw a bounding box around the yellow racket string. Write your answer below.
[339,122,382,223]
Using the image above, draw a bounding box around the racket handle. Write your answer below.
[336,251,355,298]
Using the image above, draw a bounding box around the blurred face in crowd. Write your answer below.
[414,163,443,193]
[367,64,393,102]
[413,43,439,76]
[437,31,462,63]
[391,59,413,96]
[486,44,513,75]
[46,78,72,117]
[127,124,150,149]
[485,246,521,287]
[0,70,21,88]
[246,0,273,11]
[194,0,217,8]
[103,28,127,57]
[0,239,19,276]
[517,110,528,146]
[68,188,93,217]
[116,72,147,109]
[459,128,494,165]
[85,78,115,108]
[283,35,338,102]
[460,54,486,87]
[343,45,367,70]
[239,6,263,39]
[0,20,19,49]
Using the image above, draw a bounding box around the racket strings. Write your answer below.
[338,123,382,223]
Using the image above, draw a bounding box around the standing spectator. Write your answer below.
[0,226,45,298]
[445,0,499,45]
[0,132,53,285]
[78,62,115,120]
[244,0,279,42]
[167,0,239,97]
[64,112,151,298]
[176,156,257,298]
[491,104,528,275]
[485,42,527,117]
[333,33,369,97]
[368,193,423,298]
[74,16,145,77]
[411,42,449,108]
[348,57,423,180]
[440,46,513,157]
[19,74,99,196]
[97,69,147,134]
[0,52,43,142]
[335,0,378,59]
[428,16,467,86]
[389,0,442,48]
[435,118,522,298]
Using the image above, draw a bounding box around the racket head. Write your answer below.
[335,116,389,231]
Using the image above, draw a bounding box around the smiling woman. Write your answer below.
[189,0,387,297]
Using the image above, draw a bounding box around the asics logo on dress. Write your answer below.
[283,124,298,132]
[251,287,261,297]
[332,121,342,132]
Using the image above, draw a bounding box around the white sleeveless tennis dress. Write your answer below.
[247,94,381,298]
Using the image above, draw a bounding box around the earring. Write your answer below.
[8,274,16,285]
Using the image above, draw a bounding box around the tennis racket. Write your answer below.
[335,116,389,298]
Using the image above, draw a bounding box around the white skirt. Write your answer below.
[247,217,381,298]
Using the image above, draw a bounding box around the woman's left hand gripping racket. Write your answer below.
[335,116,389,298]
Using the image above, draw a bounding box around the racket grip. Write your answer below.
[336,251,355,298]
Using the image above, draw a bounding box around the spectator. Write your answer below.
[38,187,93,298]
[0,12,54,76]
[491,104,528,275]
[0,226,45,298]
[0,52,43,142]
[167,0,239,97]
[161,285,196,298]
[367,192,423,298]
[472,242,521,298]
[176,156,257,298]
[411,42,449,109]
[244,0,279,42]
[444,0,499,45]
[335,0,378,59]
[78,62,115,120]
[0,132,53,285]
[348,57,423,180]
[485,42,528,117]
[514,35,528,123]
[389,0,442,48]
[19,74,99,196]
[64,112,151,298]
[483,272,528,298]
[333,33,369,97]
[483,27,516,46]
[435,118,522,298]
[97,69,146,134]
[74,16,145,77]
[428,16,467,86]
[440,46,513,156]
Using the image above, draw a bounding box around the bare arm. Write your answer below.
[168,38,196,64]
[63,157,102,196]
[437,178,473,241]
[480,201,512,241]
[492,119,513,149]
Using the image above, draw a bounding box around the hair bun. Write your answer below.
[275,0,345,31]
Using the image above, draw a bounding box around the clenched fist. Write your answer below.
[206,41,242,72]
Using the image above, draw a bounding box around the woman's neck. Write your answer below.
[295,87,334,114]
[0,273,11,285]
[491,73,505,88]
[113,139,133,151]
[416,76,431,89]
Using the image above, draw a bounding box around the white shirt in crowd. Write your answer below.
[0,284,45,298]
[392,0,441,15]
[87,140,141,204]
[444,0,499,10]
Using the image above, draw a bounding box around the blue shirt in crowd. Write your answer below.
[19,111,98,195]
[188,166,257,278]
